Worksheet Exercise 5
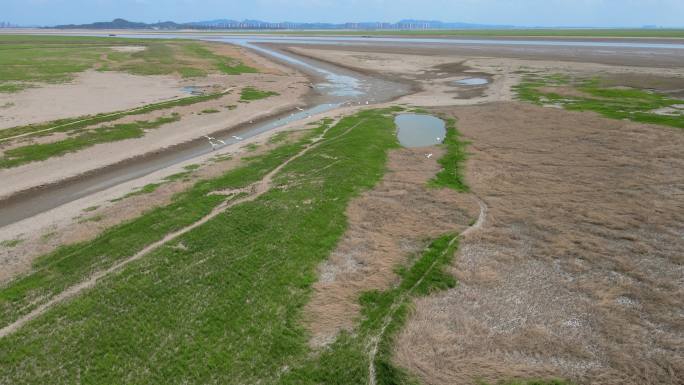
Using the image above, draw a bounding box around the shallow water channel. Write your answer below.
[395,114,446,148]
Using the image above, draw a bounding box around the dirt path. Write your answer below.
[0,118,359,339]
[367,195,487,385]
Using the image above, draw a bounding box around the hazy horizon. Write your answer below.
[4,0,684,28]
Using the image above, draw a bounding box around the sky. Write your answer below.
[4,0,684,27]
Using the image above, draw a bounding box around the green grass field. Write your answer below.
[515,74,684,129]
[240,86,280,101]
[0,35,257,92]
[430,117,469,191]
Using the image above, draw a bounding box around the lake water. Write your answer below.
[395,114,446,147]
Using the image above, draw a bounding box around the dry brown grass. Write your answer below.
[305,146,478,347]
[393,102,684,385]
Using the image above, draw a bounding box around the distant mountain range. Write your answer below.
[52,18,516,30]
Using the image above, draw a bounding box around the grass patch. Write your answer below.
[515,74,684,129]
[83,206,99,212]
[200,108,220,114]
[240,86,279,101]
[268,131,290,144]
[244,143,259,152]
[430,117,469,191]
[40,232,57,242]
[121,183,164,200]
[212,154,233,162]
[183,164,201,171]
[164,171,192,182]
[178,67,207,78]
[0,239,23,248]
[0,109,405,384]
[78,214,104,223]
[0,83,28,93]
[0,114,180,168]
[0,36,257,93]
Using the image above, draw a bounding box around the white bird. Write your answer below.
[365,101,369,105]
[426,153,433,159]
[436,137,441,141]
[296,107,304,111]
[232,135,243,140]
[204,136,218,150]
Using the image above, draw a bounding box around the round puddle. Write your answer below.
[455,77,489,86]
[395,114,446,148]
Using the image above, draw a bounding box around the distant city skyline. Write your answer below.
[5,0,684,28]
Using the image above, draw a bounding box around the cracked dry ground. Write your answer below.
[394,102,684,385]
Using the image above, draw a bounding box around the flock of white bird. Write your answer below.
[203,98,384,151]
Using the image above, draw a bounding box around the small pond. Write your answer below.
[181,86,204,95]
[395,114,446,148]
[454,77,489,86]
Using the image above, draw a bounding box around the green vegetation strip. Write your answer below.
[0,120,328,329]
[240,86,279,101]
[430,116,469,191]
[515,74,684,129]
[0,91,225,141]
[0,114,180,168]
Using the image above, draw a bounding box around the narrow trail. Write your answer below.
[0,117,360,339]
[367,195,487,385]
[0,89,233,143]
